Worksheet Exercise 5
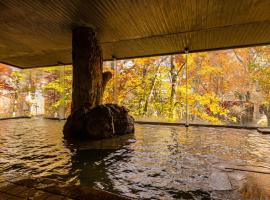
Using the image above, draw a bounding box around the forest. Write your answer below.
[0,46,270,127]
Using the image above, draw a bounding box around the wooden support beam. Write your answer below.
[72,27,103,112]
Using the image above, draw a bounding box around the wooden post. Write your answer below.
[72,27,103,112]
[58,65,65,119]
[112,58,118,104]
[184,48,189,127]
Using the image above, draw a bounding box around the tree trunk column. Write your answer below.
[72,27,103,112]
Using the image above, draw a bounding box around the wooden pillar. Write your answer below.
[58,65,65,119]
[72,27,103,112]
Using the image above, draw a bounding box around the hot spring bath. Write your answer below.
[0,118,269,199]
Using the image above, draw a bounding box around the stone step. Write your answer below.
[257,128,270,134]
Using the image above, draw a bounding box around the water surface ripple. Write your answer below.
[0,119,270,199]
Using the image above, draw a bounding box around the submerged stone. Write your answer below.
[63,104,134,140]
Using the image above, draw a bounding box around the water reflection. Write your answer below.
[64,134,135,192]
[0,119,270,199]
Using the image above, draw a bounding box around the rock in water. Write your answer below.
[63,104,134,139]
[104,104,135,135]
[63,105,92,139]
[86,105,114,139]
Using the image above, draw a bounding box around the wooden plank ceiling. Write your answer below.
[0,0,270,68]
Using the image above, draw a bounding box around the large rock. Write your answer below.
[110,104,135,134]
[63,104,134,139]
[63,104,92,139]
[85,104,115,139]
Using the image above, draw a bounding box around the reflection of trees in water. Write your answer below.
[167,127,182,155]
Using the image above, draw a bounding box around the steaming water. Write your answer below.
[0,118,270,199]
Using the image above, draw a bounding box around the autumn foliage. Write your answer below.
[1,46,270,126]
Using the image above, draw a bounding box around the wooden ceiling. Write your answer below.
[0,0,270,68]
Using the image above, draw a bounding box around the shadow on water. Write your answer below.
[69,148,117,190]
[64,134,136,192]
[169,190,210,200]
